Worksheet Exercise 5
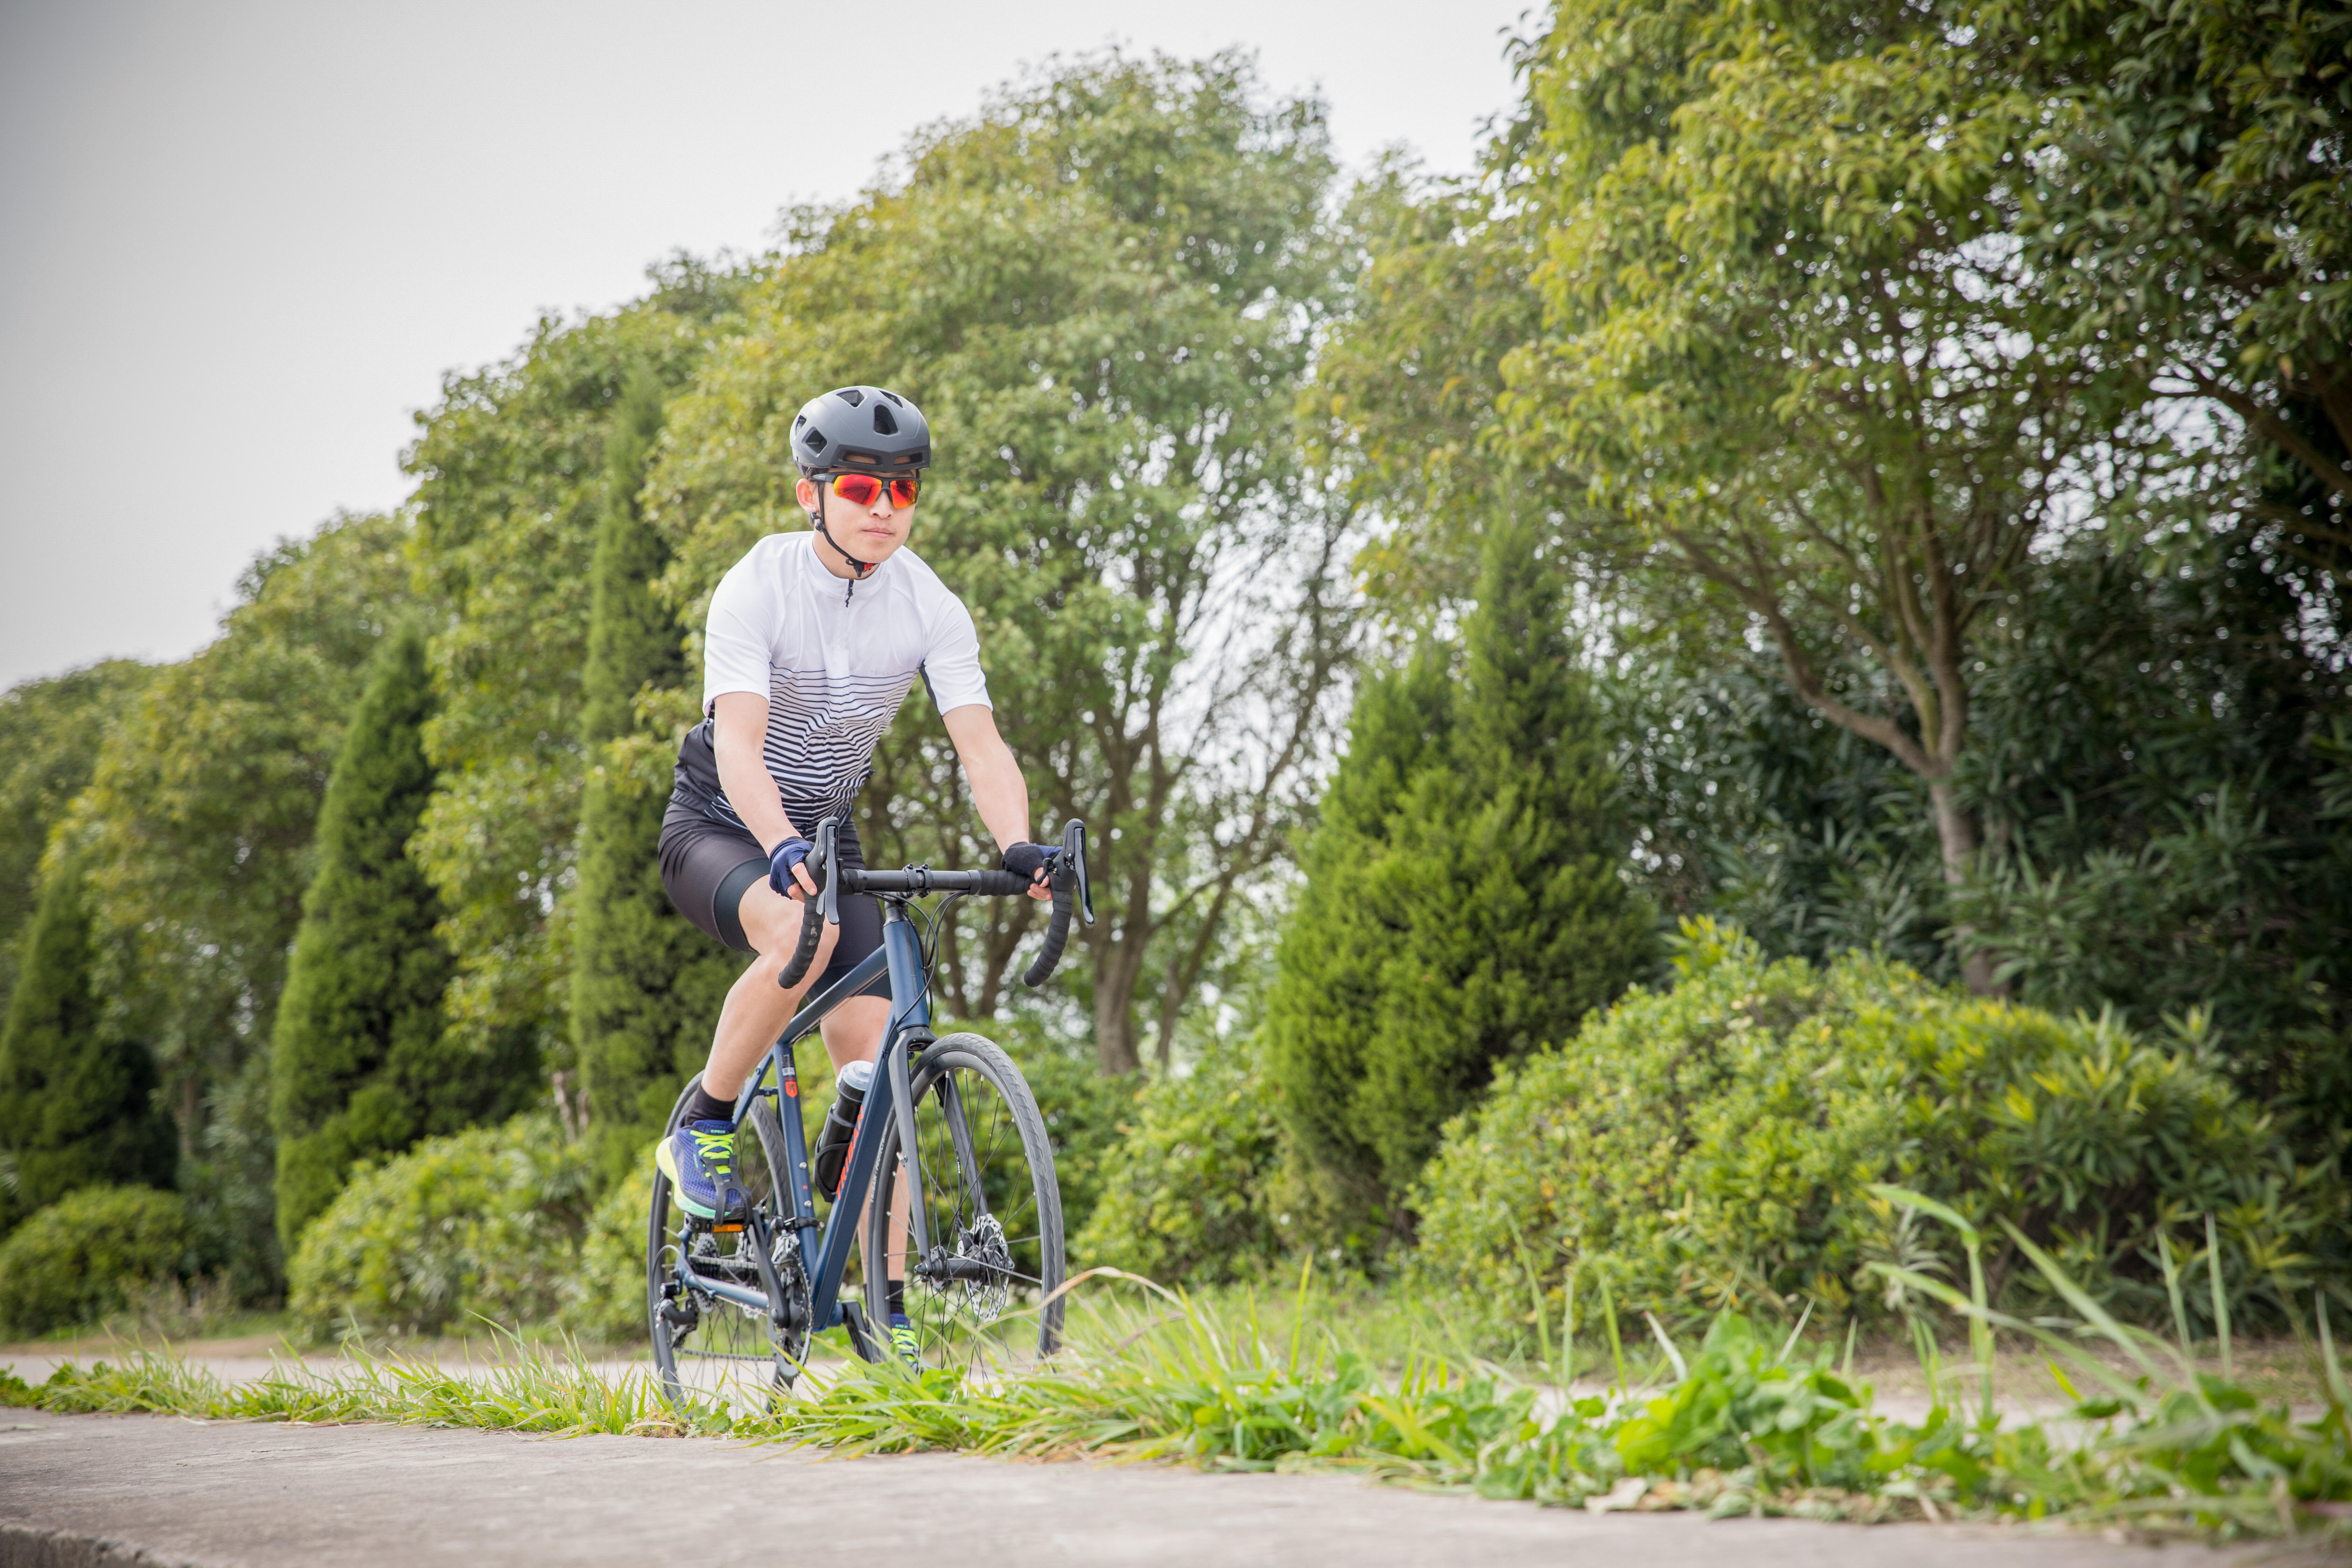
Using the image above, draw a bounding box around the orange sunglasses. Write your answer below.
[824,471,921,508]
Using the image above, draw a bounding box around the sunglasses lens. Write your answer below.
[827,473,920,507]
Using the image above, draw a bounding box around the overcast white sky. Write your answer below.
[0,0,1535,691]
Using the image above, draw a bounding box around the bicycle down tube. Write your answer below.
[670,902,938,1335]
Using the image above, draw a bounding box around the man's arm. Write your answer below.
[941,704,1051,901]
[712,691,819,897]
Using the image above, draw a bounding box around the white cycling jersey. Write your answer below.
[677,531,990,832]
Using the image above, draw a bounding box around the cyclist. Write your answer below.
[652,385,1052,1364]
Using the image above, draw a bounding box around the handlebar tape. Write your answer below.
[775,821,835,990]
[774,894,825,990]
[1021,873,1076,989]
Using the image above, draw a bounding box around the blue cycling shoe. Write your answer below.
[654,1121,750,1224]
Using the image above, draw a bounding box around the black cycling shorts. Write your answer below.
[656,802,889,999]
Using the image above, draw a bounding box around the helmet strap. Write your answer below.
[810,486,878,601]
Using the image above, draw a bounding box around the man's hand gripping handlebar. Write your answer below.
[775,817,1095,992]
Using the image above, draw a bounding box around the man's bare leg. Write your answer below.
[817,997,913,1314]
[701,885,912,1315]
[700,879,839,1100]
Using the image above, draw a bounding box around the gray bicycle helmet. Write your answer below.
[789,385,931,473]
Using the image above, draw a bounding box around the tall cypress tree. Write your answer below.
[1266,517,1657,1211]
[0,861,176,1231]
[269,622,524,1248]
[572,366,736,1185]
[1353,518,1656,1191]
[1264,643,1456,1218]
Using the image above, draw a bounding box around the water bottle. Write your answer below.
[812,1058,874,1200]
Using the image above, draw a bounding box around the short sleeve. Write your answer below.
[920,594,991,713]
[701,554,777,713]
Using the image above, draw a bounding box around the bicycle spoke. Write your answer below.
[869,1034,1065,1375]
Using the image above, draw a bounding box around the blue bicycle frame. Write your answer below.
[670,899,939,1339]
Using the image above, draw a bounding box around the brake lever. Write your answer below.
[815,816,841,925]
[1061,817,1093,926]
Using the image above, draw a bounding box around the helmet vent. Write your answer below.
[835,388,865,407]
[880,390,904,407]
[872,404,899,436]
[804,429,828,455]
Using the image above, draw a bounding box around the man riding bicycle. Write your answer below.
[652,385,1053,1363]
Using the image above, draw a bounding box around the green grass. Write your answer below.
[5,1239,2348,1544]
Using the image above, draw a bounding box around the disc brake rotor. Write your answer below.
[951,1214,1012,1325]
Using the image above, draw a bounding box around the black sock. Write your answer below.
[682,1083,735,1125]
[887,1281,906,1319]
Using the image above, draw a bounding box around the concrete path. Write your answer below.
[0,1409,2326,1568]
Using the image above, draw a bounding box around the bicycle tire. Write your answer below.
[863,1032,1065,1372]
[646,1074,806,1409]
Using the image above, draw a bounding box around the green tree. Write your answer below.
[2031,0,2351,580]
[1510,0,2170,993]
[405,264,749,1090]
[0,661,148,1019]
[1264,644,1456,1220]
[70,512,421,1292]
[0,863,175,1229]
[570,364,737,1182]
[650,53,1360,1072]
[1322,0,2220,995]
[1268,520,1654,1213]
[269,624,528,1249]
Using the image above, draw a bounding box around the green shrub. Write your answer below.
[561,1156,653,1343]
[1010,1045,1138,1244]
[0,1186,196,1337]
[1415,919,2349,1338]
[287,1114,595,1340]
[1074,1045,1286,1283]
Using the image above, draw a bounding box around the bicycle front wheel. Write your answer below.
[864,1032,1065,1372]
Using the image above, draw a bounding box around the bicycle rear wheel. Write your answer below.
[646,1075,806,1408]
[864,1032,1065,1372]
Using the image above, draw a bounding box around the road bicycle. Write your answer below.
[645,816,1092,1404]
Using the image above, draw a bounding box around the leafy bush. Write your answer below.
[1074,1045,1286,1283]
[561,1157,652,1343]
[0,1186,197,1337]
[1415,919,2348,1337]
[287,1115,595,1340]
[1011,1046,1138,1244]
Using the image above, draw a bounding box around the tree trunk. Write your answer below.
[1928,778,2001,997]
[1092,937,1147,1076]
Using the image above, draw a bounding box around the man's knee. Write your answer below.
[738,883,834,969]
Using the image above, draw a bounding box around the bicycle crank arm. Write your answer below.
[742,1211,806,1332]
